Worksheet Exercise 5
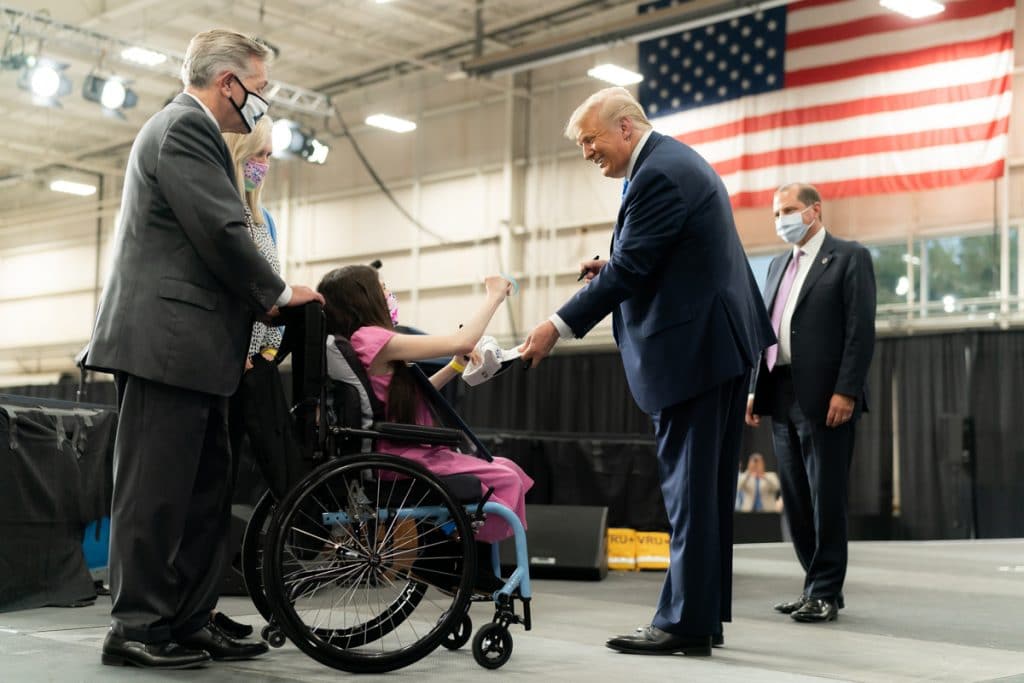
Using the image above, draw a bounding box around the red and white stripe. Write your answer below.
[651,0,1015,208]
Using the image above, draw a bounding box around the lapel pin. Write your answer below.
[821,257,829,265]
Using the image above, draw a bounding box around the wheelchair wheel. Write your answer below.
[441,612,472,650]
[472,622,513,669]
[262,454,476,674]
[241,490,275,623]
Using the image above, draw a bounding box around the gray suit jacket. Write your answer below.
[87,94,285,396]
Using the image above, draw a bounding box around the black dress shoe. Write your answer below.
[791,597,838,622]
[773,595,807,614]
[178,624,269,661]
[101,631,210,669]
[607,626,712,656]
[212,611,254,639]
[634,624,723,647]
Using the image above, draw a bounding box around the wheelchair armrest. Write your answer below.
[372,422,464,447]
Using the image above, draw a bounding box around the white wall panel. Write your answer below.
[1,292,95,350]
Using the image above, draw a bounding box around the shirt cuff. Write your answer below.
[548,314,573,339]
[275,285,292,308]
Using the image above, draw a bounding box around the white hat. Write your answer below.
[461,335,521,387]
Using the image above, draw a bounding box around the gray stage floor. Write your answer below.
[2,540,1022,682]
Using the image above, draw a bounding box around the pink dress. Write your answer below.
[350,326,533,543]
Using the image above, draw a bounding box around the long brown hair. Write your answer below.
[317,265,420,425]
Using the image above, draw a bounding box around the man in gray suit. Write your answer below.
[86,30,323,669]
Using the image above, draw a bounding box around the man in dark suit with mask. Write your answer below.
[746,183,876,623]
[520,87,775,656]
[86,29,323,668]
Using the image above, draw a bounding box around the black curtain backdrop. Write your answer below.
[6,331,1024,540]
[971,332,1024,538]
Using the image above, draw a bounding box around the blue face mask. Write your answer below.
[775,206,812,244]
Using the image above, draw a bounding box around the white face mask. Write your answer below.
[229,75,269,133]
[775,206,812,244]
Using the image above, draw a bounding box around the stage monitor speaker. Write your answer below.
[498,504,608,581]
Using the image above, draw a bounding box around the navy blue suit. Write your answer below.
[751,232,876,601]
[558,132,774,636]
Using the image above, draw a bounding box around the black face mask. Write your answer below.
[228,74,269,133]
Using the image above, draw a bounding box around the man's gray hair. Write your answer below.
[181,29,273,88]
[564,86,653,140]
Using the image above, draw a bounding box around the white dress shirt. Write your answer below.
[182,91,291,308]
[776,226,827,366]
[548,129,654,339]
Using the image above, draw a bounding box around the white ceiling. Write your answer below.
[0,0,635,214]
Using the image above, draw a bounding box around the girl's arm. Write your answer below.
[375,276,510,366]
[428,349,479,390]
[429,356,464,390]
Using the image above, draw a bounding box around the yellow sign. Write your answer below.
[606,528,637,570]
[635,531,670,570]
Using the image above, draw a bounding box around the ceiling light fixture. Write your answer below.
[120,46,167,67]
[879,0,945,19]
[587,63,644,86]
[50,179,97,196]
[365,114,417,133]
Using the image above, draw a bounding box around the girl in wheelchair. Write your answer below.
[317,265,533,591]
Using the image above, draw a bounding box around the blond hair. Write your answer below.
[223,116,273,224]
[181,29,272,88]
[564,86,652,140]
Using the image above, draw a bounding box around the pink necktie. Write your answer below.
[765,250,802,372]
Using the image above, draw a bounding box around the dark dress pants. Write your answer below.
[769,369,855,600]
[650,373,748,636]
[109,373,233,643]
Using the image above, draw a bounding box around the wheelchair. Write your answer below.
[240,303,533,673]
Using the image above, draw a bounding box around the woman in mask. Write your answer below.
[210,116,282,640]
[225,115,282,367]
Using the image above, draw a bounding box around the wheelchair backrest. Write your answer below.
[326,334,383,430]
[277,302,329,458]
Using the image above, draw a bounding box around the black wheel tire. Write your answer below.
[441,613,472,650]
[241,490,275,622]
[472,623,513,669]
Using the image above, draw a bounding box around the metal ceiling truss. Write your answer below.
[0,3,333,116]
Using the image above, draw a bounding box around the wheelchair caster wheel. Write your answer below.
[261,625,286,648]
[472,622,513,669]
[442,613,472,650]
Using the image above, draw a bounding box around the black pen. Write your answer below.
[577,254,600,282]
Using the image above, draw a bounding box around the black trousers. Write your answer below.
[109,373,233,643]
[769,367,855,600]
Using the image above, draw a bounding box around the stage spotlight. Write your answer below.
[272,119,329,164]
[272,119,303,156]
[18,59,72,106]
[303,138,329,164]
[82,74,138,114]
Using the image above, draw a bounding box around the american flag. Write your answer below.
[638,0,1015,208]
